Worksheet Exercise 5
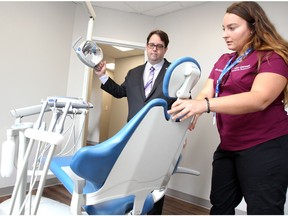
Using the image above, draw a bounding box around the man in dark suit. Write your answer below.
[94,29,175,214]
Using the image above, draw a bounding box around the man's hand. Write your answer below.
[94,61,106,77]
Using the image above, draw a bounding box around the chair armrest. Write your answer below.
[61,166,86,194]
[61,166,86,215]
[174,166,200,176]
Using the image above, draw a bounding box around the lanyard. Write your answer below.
[212,47,252,125]
[215,47,253,98]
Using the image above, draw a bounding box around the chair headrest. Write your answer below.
[163,56,201,99]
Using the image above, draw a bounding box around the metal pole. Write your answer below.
[79,1,96,148]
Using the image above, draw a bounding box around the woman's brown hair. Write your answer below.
[227,1,288,105]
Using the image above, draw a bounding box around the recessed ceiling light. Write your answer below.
[112,45,134,52]
[106,63,115,71]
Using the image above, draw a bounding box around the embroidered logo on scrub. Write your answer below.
[215,64,251,73]
[231,64,251,72]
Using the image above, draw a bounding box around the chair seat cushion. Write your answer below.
[50,156,154,215]
[50,156,99,194]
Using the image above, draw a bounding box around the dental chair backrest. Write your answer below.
[52,56,201,215]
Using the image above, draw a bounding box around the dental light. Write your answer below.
[72,37,103,68]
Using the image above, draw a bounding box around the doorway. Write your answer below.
[91,37,146,142]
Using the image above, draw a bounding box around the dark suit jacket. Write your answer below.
[101,58,176,121]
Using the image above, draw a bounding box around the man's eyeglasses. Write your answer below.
[147,43,165,50]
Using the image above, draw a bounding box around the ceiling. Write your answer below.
[90,2,205,61]
[97,43,144,60]
[91,1,205,17]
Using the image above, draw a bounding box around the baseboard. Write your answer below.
[166,188,211,210]
[0,177,60,197]
[86,140,98,146]
[166,188,246,215]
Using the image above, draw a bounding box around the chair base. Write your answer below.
[0,196,71,215]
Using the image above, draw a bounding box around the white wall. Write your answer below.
[0,2,75,188]
[1,1,288,213]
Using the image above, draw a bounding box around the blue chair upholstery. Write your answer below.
[50,99,168,215]
[49,56,201,215]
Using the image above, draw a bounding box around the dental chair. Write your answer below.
[49,56,201,215]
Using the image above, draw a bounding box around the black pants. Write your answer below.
[210,135,288,215]
[148,195,165,215]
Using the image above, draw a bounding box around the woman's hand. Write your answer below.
[168,99,207,123]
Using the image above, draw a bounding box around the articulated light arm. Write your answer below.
[84,1,96,19]
[79,1,97,148]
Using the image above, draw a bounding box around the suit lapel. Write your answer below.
[137,63,147,99]
[153,60,169,88]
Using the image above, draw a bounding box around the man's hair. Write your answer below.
[146,30,169,48]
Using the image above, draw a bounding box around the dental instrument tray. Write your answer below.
[46,96,93,109]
